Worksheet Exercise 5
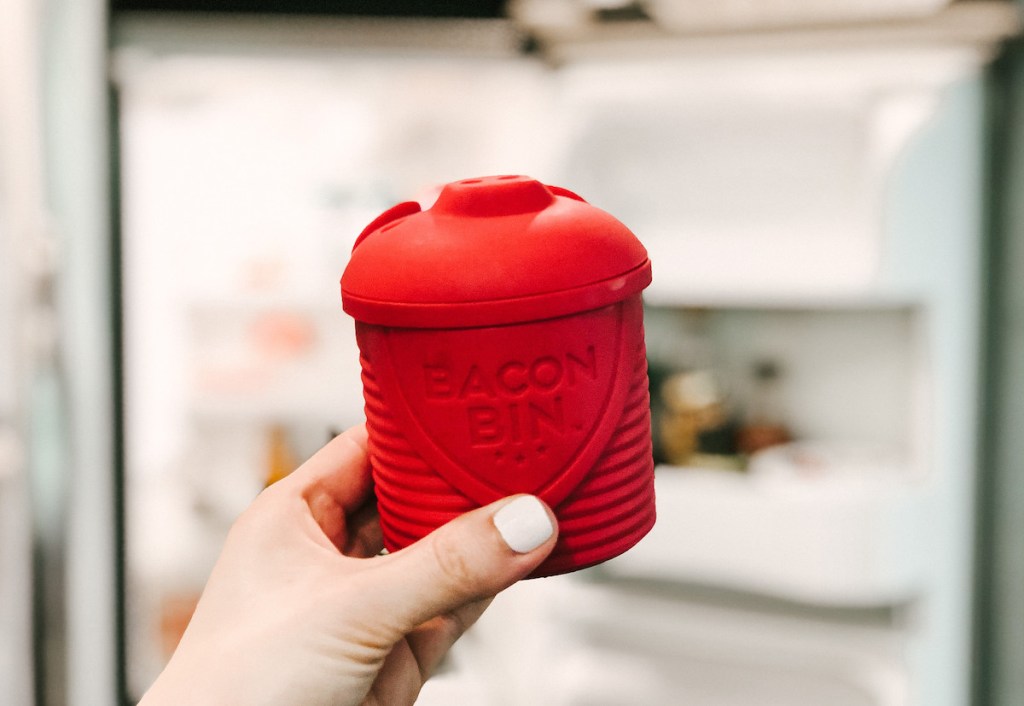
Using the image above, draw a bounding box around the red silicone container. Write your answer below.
[341,175,654,577]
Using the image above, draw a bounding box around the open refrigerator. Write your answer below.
[5,2,1022,705]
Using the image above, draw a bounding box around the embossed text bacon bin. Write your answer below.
[340,175,655,577]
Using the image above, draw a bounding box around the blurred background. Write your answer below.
[3,0,1024,704]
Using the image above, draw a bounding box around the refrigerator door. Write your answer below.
[1,1,46,703]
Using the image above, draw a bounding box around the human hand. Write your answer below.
[140,424,558,706]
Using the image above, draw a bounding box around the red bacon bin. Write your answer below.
[341,175,655,577]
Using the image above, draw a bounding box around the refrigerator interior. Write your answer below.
[116,28,558,695]
[113,8,1016,705]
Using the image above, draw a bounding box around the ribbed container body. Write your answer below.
[357,295,655,577]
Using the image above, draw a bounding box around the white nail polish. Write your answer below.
[493,495,553,553]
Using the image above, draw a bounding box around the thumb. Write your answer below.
[361,495,558,637]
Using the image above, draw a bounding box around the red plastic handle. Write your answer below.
[351,201,422,252]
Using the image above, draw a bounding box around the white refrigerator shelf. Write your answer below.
[600,463,930,607]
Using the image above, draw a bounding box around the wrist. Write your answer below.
[139,648,225,706]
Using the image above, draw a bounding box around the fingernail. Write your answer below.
[493,495,553,554]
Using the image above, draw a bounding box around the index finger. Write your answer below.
[284,424,374,515]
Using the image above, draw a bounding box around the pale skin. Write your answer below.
[140,424,558,706]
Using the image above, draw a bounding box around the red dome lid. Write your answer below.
[341,175,652,328]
